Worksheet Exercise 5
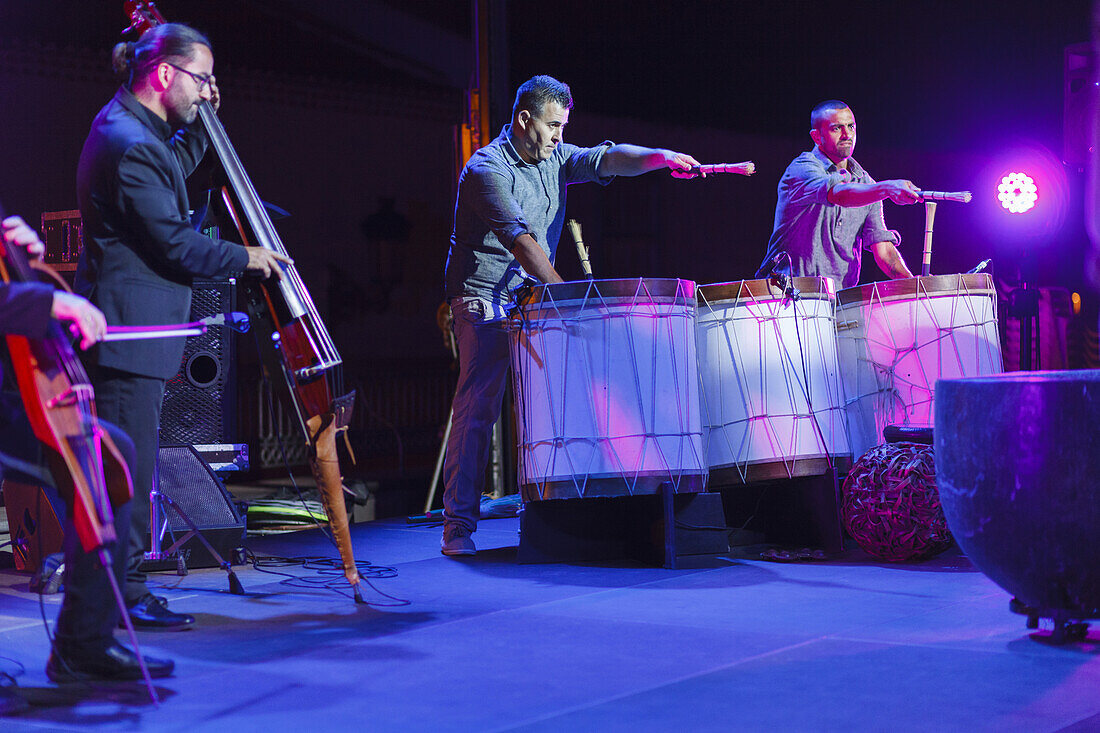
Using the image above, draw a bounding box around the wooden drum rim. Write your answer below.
[697,277,836,305]
[515,277,696,313]
[836,273,995,308]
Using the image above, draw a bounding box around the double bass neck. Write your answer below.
[197,101,343,385]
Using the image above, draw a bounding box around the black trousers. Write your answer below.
[55,450,133,651]
[89,366,165,605]
[0,399,134,651]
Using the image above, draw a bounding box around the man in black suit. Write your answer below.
[0,215,173,715]
[75,22,288,629]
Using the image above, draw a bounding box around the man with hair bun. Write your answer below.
[440,74,703,556]
[756,100,919,288]
[75,23,290,630]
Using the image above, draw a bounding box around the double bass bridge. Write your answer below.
[294,358,340,382]
[46,382,95,408]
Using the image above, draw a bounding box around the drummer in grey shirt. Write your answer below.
[440,74,702,556]
[756,100,919,289]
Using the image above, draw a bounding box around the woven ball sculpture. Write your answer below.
[842,442,953,561]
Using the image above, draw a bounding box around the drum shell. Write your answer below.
[836,274,1003,459]
[935,371,1100,617]
[509,278,705,500]
[696,277,850,484]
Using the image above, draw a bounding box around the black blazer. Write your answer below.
[75,87,249,380]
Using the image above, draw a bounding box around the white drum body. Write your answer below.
[836,273,1003,460]
[509,278,705,501]
[696,278,851,485]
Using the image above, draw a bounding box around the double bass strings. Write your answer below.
[200,103,341,371]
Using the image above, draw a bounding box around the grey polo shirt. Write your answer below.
[444,124,613,304]
[755,148,899,289]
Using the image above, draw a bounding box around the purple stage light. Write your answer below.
[973,142,1068,249]
[997,172,1038,214]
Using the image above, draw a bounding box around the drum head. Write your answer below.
[516,278,695,312]
[837,273,995,307]
[698,277,835,305]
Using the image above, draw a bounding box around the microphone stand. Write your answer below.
[766,252,800,301]
[117,313,251,591]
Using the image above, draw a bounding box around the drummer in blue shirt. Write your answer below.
[756,100,919,289]
[441,74,702,556]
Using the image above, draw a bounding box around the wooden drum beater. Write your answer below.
[566,219,593,280]
[918,190,972,276]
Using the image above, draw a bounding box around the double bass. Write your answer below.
[0,213,159,702]
[124,2,364,602]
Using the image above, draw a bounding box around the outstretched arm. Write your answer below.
[828,179,922,207]
[597,144,701,178]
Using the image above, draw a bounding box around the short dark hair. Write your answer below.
[112,23,211,87]
[512,75,573,119]
[810,99,850,129]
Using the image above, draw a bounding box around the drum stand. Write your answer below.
[517,483,728,568]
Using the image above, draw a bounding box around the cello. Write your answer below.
[124,2,363,603]
[0,213,159,702]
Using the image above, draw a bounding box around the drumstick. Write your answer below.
[918,190,972,203]
[566,219,593,279]
[684,161,756,177]
[921,201,937,277]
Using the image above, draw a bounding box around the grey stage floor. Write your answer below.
[0,516,1098,732]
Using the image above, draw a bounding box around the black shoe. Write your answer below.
[0,685,29,716]
[46,641,174,683]
[124,594,195,630]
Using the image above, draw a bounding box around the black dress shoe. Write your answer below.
[124,594,195,630]
[46,641,174,683]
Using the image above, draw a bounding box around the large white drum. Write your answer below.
[836,273,1003,459]
[696,277,851,485]
[508,278,705,501]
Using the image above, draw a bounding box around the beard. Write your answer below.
[164,84,199,128]
[167,100,199,128]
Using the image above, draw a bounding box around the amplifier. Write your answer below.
[40,209,83,265]
[193,443,250,473]
[160,279,239,445]
[143,445,246,570]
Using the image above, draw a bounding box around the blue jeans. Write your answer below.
[442,298,512,532]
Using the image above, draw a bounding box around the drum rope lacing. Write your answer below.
[510,278,705,498]
[698,276,840,482]
[840,275,1002,447]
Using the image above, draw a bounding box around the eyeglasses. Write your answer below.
[165,62,213,92]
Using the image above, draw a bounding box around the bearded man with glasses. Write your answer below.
[74,22,289,631]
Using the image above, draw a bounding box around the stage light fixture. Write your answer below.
[997,172,1038,214]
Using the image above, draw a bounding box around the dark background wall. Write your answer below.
[0,1,1093,496]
